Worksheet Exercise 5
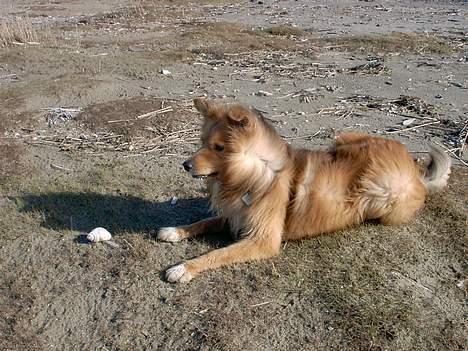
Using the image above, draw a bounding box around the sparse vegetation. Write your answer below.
[322,32,455,54]
[263,25,309,37]
[178,21,303,59]
[0,17,38,47]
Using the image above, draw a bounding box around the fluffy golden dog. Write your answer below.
[158,99,451,283]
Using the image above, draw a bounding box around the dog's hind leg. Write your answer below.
[157,217,226,243]
[379,192,425,225]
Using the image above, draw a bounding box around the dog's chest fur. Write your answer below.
[208,180,248,239]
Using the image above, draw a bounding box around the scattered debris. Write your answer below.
[386,120,441,134]
[197,50,337,80]
[44,107,82,127]
[416,61,441,68]
[375,95,436,117]
[449,81,467,89]
[15,125,199,156]
[0,73,19,82]
[279,87,331,103]
[282,129,323,140]
[316,94,467,164]
[106,106,174,124]
[346,57,389,75]
[256,90,273,97]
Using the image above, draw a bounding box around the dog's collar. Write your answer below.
[241,192,253,206]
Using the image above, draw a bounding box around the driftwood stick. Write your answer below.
[386,121,441,134]
[434,141,468,167]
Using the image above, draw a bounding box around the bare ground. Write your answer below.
[0,1,467,350]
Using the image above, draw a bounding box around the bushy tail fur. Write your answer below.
[423,146,451,193]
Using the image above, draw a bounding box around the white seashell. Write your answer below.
[402,118,416,126]
[87,227,112,242]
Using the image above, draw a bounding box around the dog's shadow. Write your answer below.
[14,192,232,247]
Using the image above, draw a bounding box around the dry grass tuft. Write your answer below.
[263,25,309,37]
[0,17,39,47]
[323,32,455,54]
[183,21,297,57]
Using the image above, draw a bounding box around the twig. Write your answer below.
[434,141,468,167]
[50,163,72,172]
[386,121,441,134]
[391,271,434,294]
[136,106,173,119]
[282,130,322,140]
[397,113,438,121]
[459,128,467,157]
[107,107,173,124]
[122,238,134,250]
[107,118,131,124]
[250,301,273,308]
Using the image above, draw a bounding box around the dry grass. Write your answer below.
[322,32,455,54]
[0,17,39,47]
[263,25,309,37]
[181,21,297,57]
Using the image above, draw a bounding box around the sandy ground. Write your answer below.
[0,1,467,350]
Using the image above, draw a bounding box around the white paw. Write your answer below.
[165,264,193,283]
[157,227,182,242]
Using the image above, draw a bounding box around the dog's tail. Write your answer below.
[422,146,451,193]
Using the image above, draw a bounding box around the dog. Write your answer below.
[157,98,451,283]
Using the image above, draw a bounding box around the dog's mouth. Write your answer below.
[192,172,218,179]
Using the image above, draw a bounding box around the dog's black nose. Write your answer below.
[182,160,193,172]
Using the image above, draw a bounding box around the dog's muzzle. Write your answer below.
[182,159,218,179]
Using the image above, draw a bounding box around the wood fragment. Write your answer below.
[50,163,72,172]
[250,301,273,308]
[386,121,441,134]
[434,141,468,167]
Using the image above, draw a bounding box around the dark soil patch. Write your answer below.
[77,97,197,139]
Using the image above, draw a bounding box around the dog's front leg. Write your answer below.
[157,216,226,243]
[165,229,282,283]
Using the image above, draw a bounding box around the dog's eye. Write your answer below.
[214,144,224,152]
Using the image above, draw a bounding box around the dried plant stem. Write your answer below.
[386,121,441,134]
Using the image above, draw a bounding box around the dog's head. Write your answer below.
[183,98,289,198]
[183,98,258,179]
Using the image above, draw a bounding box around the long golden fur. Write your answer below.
[158,99,451,283]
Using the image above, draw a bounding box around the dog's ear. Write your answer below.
[227,105,251,128]
[193,98,222,120]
